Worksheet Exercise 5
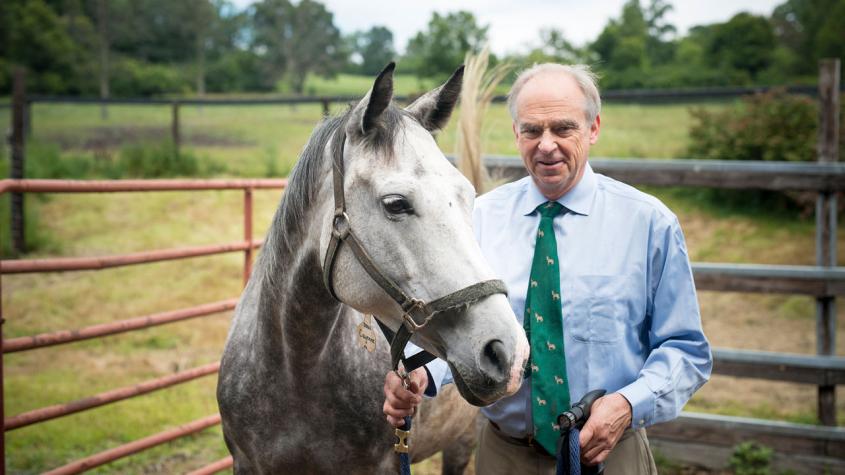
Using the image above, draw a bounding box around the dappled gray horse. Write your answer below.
[217,64,529,474]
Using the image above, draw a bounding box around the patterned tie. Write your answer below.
[524,201,570,455]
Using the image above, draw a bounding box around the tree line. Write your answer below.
[1,0,843,97]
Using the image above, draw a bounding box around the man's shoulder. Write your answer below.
[596,173,678,224]
[475,176,529,209]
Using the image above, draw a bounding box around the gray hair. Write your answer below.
[507,63,601,125]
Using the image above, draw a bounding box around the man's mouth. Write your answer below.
[536,158,565,168]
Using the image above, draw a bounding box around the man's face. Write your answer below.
[513,72,600,200]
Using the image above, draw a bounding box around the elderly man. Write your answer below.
[383,63,712,474]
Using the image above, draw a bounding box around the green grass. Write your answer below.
[3,85,845,472]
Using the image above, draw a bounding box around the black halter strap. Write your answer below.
[321,130,507,372]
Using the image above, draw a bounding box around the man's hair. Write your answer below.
[507,63,601,125]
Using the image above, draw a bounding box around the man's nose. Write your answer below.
[537,130,556,154]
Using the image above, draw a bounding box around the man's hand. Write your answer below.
[578,393,632,465]
[382,367,428,428]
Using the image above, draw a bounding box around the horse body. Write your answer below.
[218,64,528,474]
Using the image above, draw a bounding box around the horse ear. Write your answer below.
[349,62,395,136]
[405,65,464,134]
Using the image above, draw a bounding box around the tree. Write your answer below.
[403,11,488,78]
[705,12,776,81]
[591,0,651,80]
[350,26,395,76]
[252,0,345,94]
[2,0,96,94]
[772,0,845,75]
[644,0,676,65]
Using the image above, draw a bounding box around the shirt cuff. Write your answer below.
[617,379,655,429]
[422,358,450,397]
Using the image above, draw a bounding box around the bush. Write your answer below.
[729,442,773,475]
[23,140,208,179]
[686,89,845,215]
[110,58,192,97]
[689,89,818,162]
[119,141,199,178]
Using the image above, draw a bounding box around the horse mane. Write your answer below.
[258,103,407,288]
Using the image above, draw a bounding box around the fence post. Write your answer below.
[321,99,330,118]
[171,101,180,157]
[243,188,253,286]
[24,99,32,138]
[1,270,5,475]
[816,58,840,426]
[10,68,27,256]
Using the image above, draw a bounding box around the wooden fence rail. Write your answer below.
[650,412,845,473]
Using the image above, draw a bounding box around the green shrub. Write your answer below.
[686,89,845,215]
[110,58,192,97]
[729,442,773,475]
[22,140,211,179]
[688,89,817,162]
[119,141,199,178]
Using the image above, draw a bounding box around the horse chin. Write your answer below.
[448,364,505,407]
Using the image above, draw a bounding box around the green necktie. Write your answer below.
[524,201,570,455]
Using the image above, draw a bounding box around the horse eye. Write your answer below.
[382,195,414,215]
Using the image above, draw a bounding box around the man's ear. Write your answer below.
[512,121,518,140]
[589,114,601,145]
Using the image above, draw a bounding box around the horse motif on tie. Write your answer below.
[531,280,538,288]
[535,312,544,323]
[555,375,564,385]
[537,397,547,406]
[547,341,556,351]
[546,256,554,266]
[531,363,539,373]
[551,290,560,301]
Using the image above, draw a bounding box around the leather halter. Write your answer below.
[321,129,508,371]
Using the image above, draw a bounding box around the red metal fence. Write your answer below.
[0,178,287,474]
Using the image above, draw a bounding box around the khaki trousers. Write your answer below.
[475,421,657,475]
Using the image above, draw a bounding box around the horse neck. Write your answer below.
[250,185,354,373]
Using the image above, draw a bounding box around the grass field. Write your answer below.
[2,90,844,473]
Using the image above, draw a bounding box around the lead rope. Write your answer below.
[555,427,582,475]
[555,389,607,475]
[393,367,417,475]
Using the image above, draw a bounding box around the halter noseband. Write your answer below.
[321,130,508,371]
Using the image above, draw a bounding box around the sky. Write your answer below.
[232,0,784,55]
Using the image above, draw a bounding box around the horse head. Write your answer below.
[320,63,529,406]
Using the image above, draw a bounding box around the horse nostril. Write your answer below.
[479,339,509,383]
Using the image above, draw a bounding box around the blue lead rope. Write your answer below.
[556,427,581,475]
[398,416,412,475]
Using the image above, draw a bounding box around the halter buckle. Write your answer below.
[332,211,351,239]
[401,298,428,333]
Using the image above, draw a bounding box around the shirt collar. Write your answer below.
[520,162,597,216]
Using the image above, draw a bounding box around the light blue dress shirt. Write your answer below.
[422,162,712,437]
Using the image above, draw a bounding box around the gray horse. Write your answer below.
[217,64,529,474]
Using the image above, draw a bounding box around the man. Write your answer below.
[383,63,712,474]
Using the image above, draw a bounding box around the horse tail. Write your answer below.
[455,45,511,195]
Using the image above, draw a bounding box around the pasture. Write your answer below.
[2,97,844,473]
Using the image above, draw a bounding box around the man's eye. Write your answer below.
[382,195,414,215]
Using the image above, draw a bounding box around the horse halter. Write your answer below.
[321,130,508,372]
